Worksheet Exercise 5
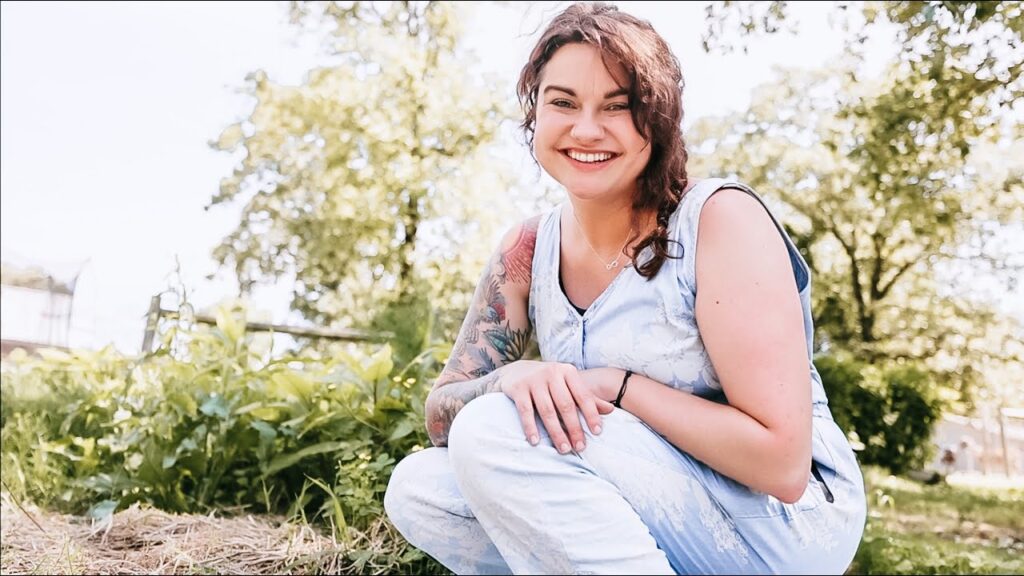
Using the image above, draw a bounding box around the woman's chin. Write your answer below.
[563,184,622,202]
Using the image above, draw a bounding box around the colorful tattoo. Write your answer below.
[426,217,540,446]
[426,371,503,446]
[498,218,538,284]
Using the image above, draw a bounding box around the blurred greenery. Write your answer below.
[693,1,1024,424]
[817,355,944,474]
[207,1,542,368]
[1,292,439,573]
[693,1,1024,476]
[849,466,1024,575]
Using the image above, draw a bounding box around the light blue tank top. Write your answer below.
[528,178,832,416]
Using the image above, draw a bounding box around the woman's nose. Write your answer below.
[570,113,604,142]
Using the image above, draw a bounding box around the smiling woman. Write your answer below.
[534,47,651,202]
[384,2,866,574]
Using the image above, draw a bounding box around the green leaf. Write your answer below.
[307,475,348,542]
[262,441,347,477]
[215,123,245,151]
[362,345,394,382]
[167,390,198,417]
[250,420,277,441]
[236,401,288,421]
[88,499,118,520]
[199,394,230,419]
[271,371,315,401]
[387,419,415,442]
[215,306,243,342]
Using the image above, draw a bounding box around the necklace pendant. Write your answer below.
[606,261,618,271]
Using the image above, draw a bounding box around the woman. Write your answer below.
[385,2,866,574]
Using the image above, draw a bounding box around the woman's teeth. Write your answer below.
[567,151,613,163]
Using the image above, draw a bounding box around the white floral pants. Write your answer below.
[385,394,865,575]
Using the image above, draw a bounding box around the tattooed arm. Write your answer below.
[425,217,539,447]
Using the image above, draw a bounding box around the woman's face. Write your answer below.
[534,43,651,203]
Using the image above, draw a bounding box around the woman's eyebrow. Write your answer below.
[542,85,630,99]
[543,85,577,97]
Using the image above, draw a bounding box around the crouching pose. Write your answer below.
[385,3,866,574]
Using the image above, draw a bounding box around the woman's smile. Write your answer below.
[562,148,621,171]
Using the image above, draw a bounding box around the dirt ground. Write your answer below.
[0,493,349,575]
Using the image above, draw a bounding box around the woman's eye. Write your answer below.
[608,102,630,111]
[551,99,574,108]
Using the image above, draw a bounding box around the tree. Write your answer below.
[688,57,1024,403]
[704,1,1023,109]
[208,1,527,363]
[689,1,1024,407]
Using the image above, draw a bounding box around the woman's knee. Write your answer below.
[384,448,443,530]
[447,393,523,457]
[447,393,530,482]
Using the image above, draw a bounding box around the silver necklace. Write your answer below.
[572,209,633,271]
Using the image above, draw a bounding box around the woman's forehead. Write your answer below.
[539,43,629,94]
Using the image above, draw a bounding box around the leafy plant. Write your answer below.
[817,355,942,474]
[1,300,432,542]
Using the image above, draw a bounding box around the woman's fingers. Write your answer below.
[530,384,574,454]
[511,393,541,446]
[564,368,604,436]
[504,362,610,453]
[549,375,588,452]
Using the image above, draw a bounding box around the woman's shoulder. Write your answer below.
[494,214,545,286]
[680,176,755,203]
[676,177,766,222]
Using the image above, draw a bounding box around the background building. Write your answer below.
[0,260,81,356]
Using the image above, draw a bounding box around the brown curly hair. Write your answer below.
[516,1,689,279]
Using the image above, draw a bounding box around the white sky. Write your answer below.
[1,1,1018,354]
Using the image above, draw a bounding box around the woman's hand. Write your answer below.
[499,361,615,453]
[578,367,626,404]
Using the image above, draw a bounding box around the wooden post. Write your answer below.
[138,291,391,351]
[141,295,162,353]
[190,314,392,343]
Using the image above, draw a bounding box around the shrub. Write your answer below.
[1,301,433,541]
[816,355,942,474]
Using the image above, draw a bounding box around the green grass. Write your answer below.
[848,466,1024,575]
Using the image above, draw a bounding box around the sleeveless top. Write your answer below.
[528,178,833,417]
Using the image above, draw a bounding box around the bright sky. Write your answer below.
[0,1,1015,354]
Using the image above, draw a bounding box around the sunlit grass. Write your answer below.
[849,466,1024,575]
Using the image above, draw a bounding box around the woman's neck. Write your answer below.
[569,200,634,251]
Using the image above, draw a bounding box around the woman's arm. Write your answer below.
[426,217,538,447]
[427,215,611,451]
[589,188,812,503]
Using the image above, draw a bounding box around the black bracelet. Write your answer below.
[613,370,633,408]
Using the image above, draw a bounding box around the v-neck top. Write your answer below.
[558,273,588,316]
[528,178,830,413]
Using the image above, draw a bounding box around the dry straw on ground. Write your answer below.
[0,493,366,575]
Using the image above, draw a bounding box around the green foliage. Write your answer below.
[1,301,433,571]
[817,356,942,474]
[873,365,943,474]
[689,59,1023,409]
[701,0,794,54]
[849,466,1024,575]
[692,2,1024,417]
[853,531,1023,575]
[705,1,1024,111]
[208,1,524,352]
